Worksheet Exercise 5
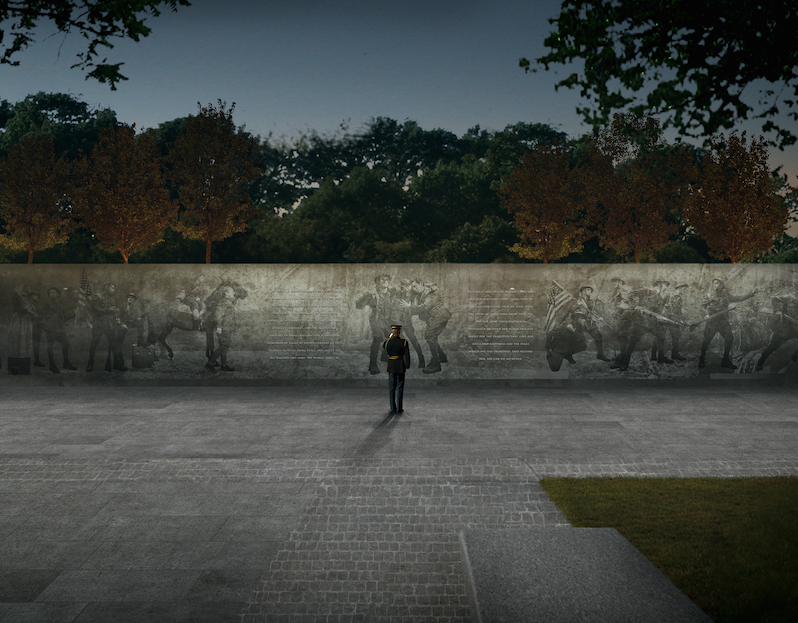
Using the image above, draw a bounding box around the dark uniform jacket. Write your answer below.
[383,336,411,374]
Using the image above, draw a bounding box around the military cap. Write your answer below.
[675,282,689,290]
[127,292,137,298]
[579,283,595,292]
[391,324,402,329]
[653,278,670,286]
[610,277,625,284]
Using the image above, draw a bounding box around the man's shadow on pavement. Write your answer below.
[352,412,405,457]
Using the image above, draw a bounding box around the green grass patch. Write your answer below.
[539,477,798,623]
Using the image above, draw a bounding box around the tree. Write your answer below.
[592,113,691,263]
[425,215,520,263]
[523,0,798,149]
[73,125,177,263]
[685,132,787,263]
[290,166,410,262]
[1,1,192,88]
[0,92,118,160]
[0,132,73,263]
[167,101,263,264]
[498,141,597,263]
[484,122,568,173]
[405,155,502,251]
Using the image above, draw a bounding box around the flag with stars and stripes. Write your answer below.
[74,268,92,328]
[544,280,573,334]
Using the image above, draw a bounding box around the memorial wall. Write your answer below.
[1,263,796,385]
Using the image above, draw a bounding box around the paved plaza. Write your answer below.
[1,384,797,622]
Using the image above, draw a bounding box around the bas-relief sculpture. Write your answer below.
[1,263,797,384]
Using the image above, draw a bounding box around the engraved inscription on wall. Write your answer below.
[467,289,535,363]
[266,289,343,361]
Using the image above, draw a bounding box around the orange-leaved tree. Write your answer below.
[592,113,692,263]
[74,125,177,263]
[0,132,74,263]
[498,141,597,263]
[167,101,263,263]
[684,132,786,263]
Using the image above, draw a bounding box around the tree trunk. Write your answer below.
[206,238,212,264]
[27,248,33,264]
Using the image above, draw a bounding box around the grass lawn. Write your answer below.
[539,477,798,623]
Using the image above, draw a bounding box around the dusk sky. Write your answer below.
[2,0,796,181]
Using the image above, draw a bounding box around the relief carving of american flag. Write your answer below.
[544,280,573,334]
[74,268,92,328]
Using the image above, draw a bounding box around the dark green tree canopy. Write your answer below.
[1,0,191,88]
[523,0,798,149]
[0,92,117,159]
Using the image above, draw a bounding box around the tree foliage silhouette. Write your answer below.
[74,125,177,263]
[1,1,192,88]
[685,132,787,263]
[523,0,798,149]
[167,101,262,264]
[0,132,73,263]
[499,142,596,263]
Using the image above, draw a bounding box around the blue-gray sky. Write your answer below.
[2,0,796,182]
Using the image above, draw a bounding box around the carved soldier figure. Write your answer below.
[118,292,146,351]
[43,287,76,373]
[404,279,451,374]
[568,283,611,362]
[391,279,425,368]
[205,286,237,372]
[29,291,46,367]
[698,278,759,370]
[611,279,672,371]
[756,292,798,371]
[608,276,632,364]
[651,281,689,362]
[356,274,395,375]
[86,281,126,373]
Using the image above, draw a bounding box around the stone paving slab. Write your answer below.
[460,527,712,623]
[0,387,797,622]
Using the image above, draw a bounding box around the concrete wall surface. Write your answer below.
[1,263,796,386]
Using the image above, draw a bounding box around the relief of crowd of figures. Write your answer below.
[4,270,248,376]
[2,265,798,381]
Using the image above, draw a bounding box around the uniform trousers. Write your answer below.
[388,372,405,412]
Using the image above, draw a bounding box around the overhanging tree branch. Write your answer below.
[1,1,192,89]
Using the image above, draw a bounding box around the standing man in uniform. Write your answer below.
[383,324,411,414]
